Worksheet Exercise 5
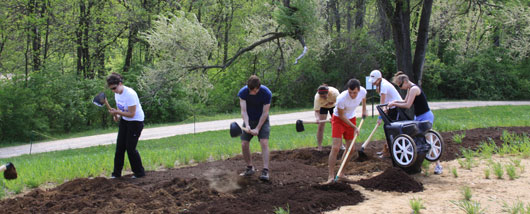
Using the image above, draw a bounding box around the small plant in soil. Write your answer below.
[451,200,485,214]
[510,158,521,167]
[460,149,476,170]
[274,204,290,214]
[477,140,496,159]
[462,186,472,201]
[453,132,466,144]
[452,167,458,178]
[492,162,504,179]
[505,164,519,180]
[409,197,426,214]
[484,168,490,179]
[501,200,530,214]
[422,160,430,176]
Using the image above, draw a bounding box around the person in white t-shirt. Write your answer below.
[107,73,146,179]
[368,70,404,158]
[313,84,340,151]
[324,79,367,184]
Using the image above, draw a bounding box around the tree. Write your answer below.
[379,0,433,85]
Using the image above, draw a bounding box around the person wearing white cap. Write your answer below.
[368,69,403,158]
[313,84,340,151]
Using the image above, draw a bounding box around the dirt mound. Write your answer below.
[1,126,529,213]
[355,167,424,192]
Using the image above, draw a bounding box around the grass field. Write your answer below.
[1,105,529,198]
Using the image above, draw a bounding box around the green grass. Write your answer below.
[452,167,459,178]
[462,186,473,201]
[0,105,529,198]
[0,107,311,148]
[274,204,290,214]
[492,161,504,179]
[502,200,530,214]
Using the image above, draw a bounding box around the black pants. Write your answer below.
[112,119,145,177]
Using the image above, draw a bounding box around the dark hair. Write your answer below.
[247,75,261,90]
[107,72,123,86]
[346,78,361,90]
[392,71,409,86]
[317,84,329,95]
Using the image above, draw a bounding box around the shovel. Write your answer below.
[0,162,17,180]
[93,92,119,121]
[92,92,112,111]
[357,123,380,161]
[296,119,330,132]
[334,118,365,182]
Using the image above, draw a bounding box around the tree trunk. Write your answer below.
[346,1,352,32]
[376,0,391,41]
[412,0,433,86]
[331,0,340,33]
[94,1,105,77]
[30,0,41,72]
[354,0,365,29]
[123,24,137,73]
[380,0,414,82]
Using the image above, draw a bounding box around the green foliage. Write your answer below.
[274,204,290,214]
[492,161,504,179]
[502,200,530,214]
[484,168,490,179]
[453,132,466,144]
[422,159,430,176]
[462,186,472,201]
[451,200,486,214]
[452,167,458,178]
[274,0,319,37]
[440,47,530,100]
[505,164,519,180]
[409,197,426,214]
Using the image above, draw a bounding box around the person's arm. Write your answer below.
[110,105,136,119]
[362,97,367,118]
[390,87,419,109]
[254,103,271,133]
[338,108,358,134]
[314,95,321,121]
[240,98,251,133]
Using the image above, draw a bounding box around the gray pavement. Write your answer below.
[1,101,529,159]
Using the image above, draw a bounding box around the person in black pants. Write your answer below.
[107,73,146,179]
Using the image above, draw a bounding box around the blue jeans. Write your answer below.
[414,110,434,125]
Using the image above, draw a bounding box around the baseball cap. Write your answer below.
[368,70,382,84]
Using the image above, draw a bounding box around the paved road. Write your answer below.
[1,101,529,159]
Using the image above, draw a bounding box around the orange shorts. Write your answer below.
[331,115,357,140]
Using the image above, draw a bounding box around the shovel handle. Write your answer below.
[334,118,365,182]
[361,123,380,148]
[104,98,112,111]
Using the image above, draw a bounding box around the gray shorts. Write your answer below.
[240,118,270,141]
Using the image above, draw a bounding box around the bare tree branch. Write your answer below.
[187,32,288,71]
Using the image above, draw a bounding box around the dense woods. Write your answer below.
[0,0,528,142]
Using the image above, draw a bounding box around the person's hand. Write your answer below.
[243,127,251,134]
[387,101,395,108]
[250,128,259,136]
[113,114,120,122]
[109,108,119,115]
[377,118,382,125]
[352,125,359,136]
[362,110,368,119]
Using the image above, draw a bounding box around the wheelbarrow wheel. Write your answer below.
[425,130,443,162]
[391,134,417,168]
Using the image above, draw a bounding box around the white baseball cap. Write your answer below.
[368,70,382,84]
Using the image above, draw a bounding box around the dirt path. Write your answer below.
[1,126,528,213]
[1,101,529,159]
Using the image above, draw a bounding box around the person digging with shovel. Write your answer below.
[313,84,340,151]
[324,78,367,184]
[367,70,404,159]
[106,73,146,179]
[238,75,272,181]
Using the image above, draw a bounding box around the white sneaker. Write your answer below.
[434,165,443,174]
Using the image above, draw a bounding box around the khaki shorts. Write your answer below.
[240,118,270,141]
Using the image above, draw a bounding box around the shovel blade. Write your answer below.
[92,92,106,107]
